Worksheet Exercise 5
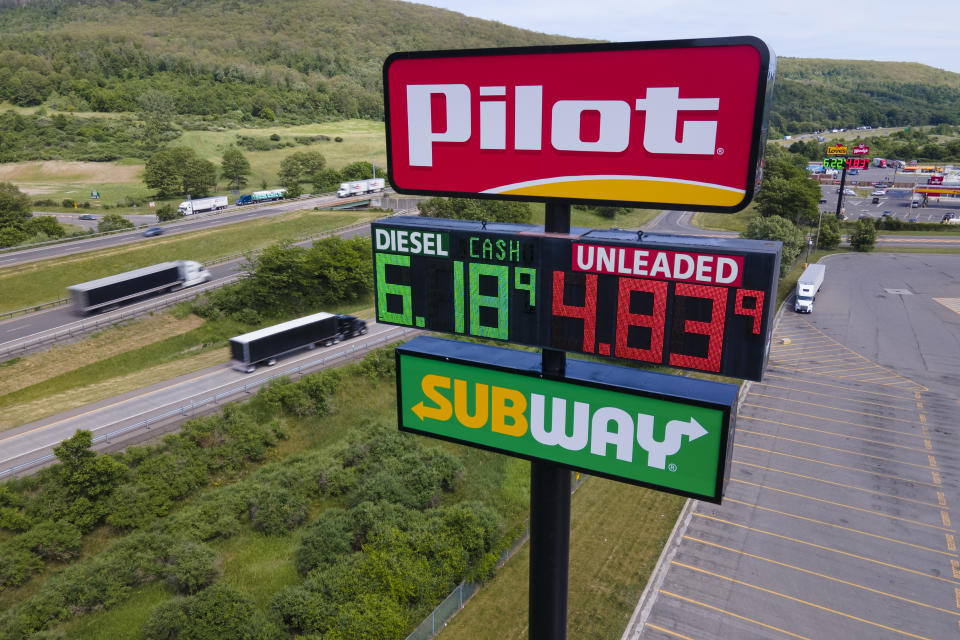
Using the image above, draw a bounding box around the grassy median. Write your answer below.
[0,209,374,312]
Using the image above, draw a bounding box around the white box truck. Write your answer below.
[177,195,228,216]
[794,263,825,313]
[68,260,211,314]
[337,178,385,197]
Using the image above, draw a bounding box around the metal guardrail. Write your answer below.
[0,327,419,479]
[0,276,241,360]
[0,212,397,323]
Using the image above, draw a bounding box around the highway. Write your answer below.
[0,322,418,478]
[1,191,379,268]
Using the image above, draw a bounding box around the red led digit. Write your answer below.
[668,283,727,372]
[735,289,764,334]
[614,277,667,363]
[552,270,597,353]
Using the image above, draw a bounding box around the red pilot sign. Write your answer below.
[384,37,774,212]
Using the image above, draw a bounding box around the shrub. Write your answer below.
[0,545,43,587]
[248,485,309,535]
[164,540,219,594]
[296,508,354,575]
[817,218,841,250]
[17,520,83,562]
[141,585,282,640]
[61,198,74,208]
[850,218,877,252]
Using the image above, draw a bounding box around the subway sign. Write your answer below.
[396,336,739,502]
[374,216,781,381]
[383,37,775,212]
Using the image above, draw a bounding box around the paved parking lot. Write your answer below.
[635,319,958,639]
[817,166,959,222]
[631,254,960,640]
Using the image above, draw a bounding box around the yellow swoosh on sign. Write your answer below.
[483,176,745,206]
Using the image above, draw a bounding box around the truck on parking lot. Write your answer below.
[794,263,825,313]
[177,196,228,216]
[68,260,211,314]
[229,312,367,372]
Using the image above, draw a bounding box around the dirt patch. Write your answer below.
[0,347,228,432]
[0,313,204,397]
[0,161,142,183]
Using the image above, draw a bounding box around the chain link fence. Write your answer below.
[404,472,588,640]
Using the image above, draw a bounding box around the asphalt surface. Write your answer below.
[629,253,960,640]
[1,192,375,268]
[0,322,414,477]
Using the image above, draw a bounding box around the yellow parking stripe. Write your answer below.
[747,393,920,424]
[735,445,938,487]
[730,479,953,532]
[684,535,960,617]
[742,404,923,435]
[733,461,946,509]
[760,373,919,400]
[737,430,937,471]
[644,622,699,640]
[657,591,811,640]
[693,513,960,586]
[737,416,929,451]
[751,383,914,410]
[672,561,939,640]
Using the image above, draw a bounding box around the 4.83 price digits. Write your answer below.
[551,270,765,373]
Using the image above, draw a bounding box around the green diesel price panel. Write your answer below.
[396,336,739,502]
[373,218,542,343]
[373,217,781,381]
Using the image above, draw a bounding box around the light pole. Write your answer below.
[805,236,813,264]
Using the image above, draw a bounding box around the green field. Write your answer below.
[1,119,387,212]
[0,209,374,312]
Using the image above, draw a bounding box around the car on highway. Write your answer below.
[78,214,97,220]
[142,226,164,237]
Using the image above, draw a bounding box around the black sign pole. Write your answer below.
[529,201,571,640]
[834,160,848,220]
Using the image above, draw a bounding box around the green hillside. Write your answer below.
[1,0,960,159]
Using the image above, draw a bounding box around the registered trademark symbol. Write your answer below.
[668,463,678,472]
[716,147,725,155]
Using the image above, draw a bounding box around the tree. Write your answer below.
[155,203,181,222]
[754,154,821,226]
[817,218,841,249]
[221,148,251,191]
[849,219,877,251]
[0,181,31,229]
[184,157,218,197]
[278,151,326,197]
[50,430,127,531]
[339,161,384,182]
[741,215,805,276]
[137,90,176,140]
[144,150,184,198]
[97,213,134,232]
[312,168,343,193]
[419,197,531,223]
[145,147,217,197]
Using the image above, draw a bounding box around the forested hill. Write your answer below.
[1,0,960,136]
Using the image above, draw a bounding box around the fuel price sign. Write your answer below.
[373,216,781,381]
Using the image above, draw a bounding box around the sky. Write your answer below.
[412,0,960,74]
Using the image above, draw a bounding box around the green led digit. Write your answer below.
[375,253,412,325]
[469,263,508,340]
[453,260,465,333]
[514,267,536,307]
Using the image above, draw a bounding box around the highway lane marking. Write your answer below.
[738,414,929,447]
[751,382,915,410]
[723,497,956,556]
[737,424,927,456]
[656,591,811,640]
[672,562,939,640]
[735,445,940,488]
[684,535,960,617]
[642,622,698,640]
[0,326,399,458]
[742,404,924,435]
[730,479,954,532]
[747,393,921,424]
[737,430,938,471]
[733,461,947,509]
[761,372,921,399]
[693,513,960,586]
